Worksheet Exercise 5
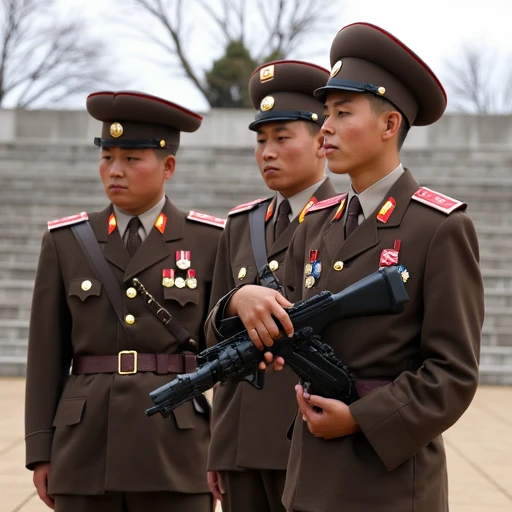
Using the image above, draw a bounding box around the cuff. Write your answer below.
[25,430,54,470]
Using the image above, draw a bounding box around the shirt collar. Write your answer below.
[346,164,404,220]
[275,176,327,222]
[113,195,166,239]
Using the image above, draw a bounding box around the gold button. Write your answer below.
[81,280,92,291]
[238,267,247,280]
[269,260,279,272]
[377,86,386,95]
[333,261,344,271]
[311,113,318,121]
[125,314,135,325]
[126,287,137,299]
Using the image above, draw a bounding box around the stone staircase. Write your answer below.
[0,115,511,384]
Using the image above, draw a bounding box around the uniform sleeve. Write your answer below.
[349,212,484,471]
[25,230,72,470]
[204,218,236,347]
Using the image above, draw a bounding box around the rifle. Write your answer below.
[146,266,409,418]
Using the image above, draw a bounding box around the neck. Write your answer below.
[349,154,400,193]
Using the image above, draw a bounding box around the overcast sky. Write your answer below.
[51,0,512,112]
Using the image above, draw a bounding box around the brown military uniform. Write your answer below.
[25,92,223,511]
[206,60,333,512]
[277,23,485,512]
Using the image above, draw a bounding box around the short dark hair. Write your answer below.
[304,119,322,136]
[365,93,410,149]
[153,145,179,160]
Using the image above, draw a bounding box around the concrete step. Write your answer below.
[0,281,33,303]
[0,339,27,357]
[0,319,29,341]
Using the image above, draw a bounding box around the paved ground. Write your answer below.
[1,378,511,512]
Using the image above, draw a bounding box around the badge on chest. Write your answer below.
[162,250,198,289]
[379,240,409,283]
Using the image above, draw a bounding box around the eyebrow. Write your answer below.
[257,125,290,136]
[324,98,353,110]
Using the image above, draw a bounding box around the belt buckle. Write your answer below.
[118,350,138,375]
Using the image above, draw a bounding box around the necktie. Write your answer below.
[345,195,363,239]
[274,199,291,240]
[126,217,142,257]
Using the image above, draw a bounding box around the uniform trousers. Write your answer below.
[221,469,286,512]
[54,491,212,512]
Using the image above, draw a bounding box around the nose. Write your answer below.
[321,117,334,136]
[109,159,124,177]
[262,141,277,161]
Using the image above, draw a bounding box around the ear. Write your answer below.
[382,111,402,142]
[163,155,176,180]
[315,131,326,158]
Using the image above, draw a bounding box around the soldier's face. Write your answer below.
[321,91,386,177]
[99,147,174,214]
[255,121,325,197]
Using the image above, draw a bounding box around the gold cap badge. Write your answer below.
[260,65,275,82]
[330,60,342,78]
[260,96,275,112]
[110,122,124,138]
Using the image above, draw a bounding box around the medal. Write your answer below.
[175,277,186,288]
[186,269,197,289]
[305,275,316,288]
[379,240,401,268]
[162,269,175,287]
[176,250,191,270]
[311,261,322,279]
[304,263,313,276]
[397,264,409,283]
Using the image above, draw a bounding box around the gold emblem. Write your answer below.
[159,140,166,147]
[401,270,410,283]
[187,278,198,289]
[260,96,275,112]
[269,260,279,272]
[311,113,318,121]
[125,314,135,325]
[126,287,137,298]
[238,267,247,280]
[333,261,344,271]
[377,86,386,95]
[175,277,186,289]
[81,280,92,291]
[110,122,124,138]
[304,275,316,288]
[304,263,313,276]
[330,60,342,78]
[260,65,275,82]
[162,277,174,288]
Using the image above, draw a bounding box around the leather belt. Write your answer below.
[355,378,392,397]
[72,351,197,375]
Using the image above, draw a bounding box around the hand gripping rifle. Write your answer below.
[145,266,409,418]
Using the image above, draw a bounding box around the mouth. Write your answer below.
[323,142,338,155]
[109,184,127,190]
[263,166,279,174]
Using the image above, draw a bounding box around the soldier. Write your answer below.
[25,91,224,511]
[206,60,336,512]
[207,23,485,512]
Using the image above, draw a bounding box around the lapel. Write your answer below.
[323,170,419,262]
[123,198,184,283]
[91,205,131,272]
[267,178,339,259]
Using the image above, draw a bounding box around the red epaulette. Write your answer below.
[307,193,347,214]
[412,187,465,214]
[187,211,226,228]
[228,198,269,216]
[47,212,89,231]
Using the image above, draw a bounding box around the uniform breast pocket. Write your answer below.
[163,287,199,307]
[68,278,102,302]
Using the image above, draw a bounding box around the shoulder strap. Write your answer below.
[71,221,126,329]
[248,201,281,290]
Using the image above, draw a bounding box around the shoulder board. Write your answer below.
[228,198,269,216]
[307,193,347,214]
[412,187,466,214]
[187,210,226,228]
[48,211,89,231]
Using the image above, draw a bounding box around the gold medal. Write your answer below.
[162,277,174,288]
[186,269,197,289]
[176,250,191,270]
[304,275,315,288]
[304,263,313,276]
[175,277,186,289]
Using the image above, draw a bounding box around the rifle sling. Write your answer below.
[248,200,281,289]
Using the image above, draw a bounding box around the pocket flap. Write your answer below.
[53,398,86,427]
[69,278,101,302]
[164,287,199,307]
[172,400,196,430]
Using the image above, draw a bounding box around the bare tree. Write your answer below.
[444,45,512,114]
[0,0,110,108]
[126,0,337,106]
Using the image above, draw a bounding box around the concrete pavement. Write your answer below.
[2,378,511,512]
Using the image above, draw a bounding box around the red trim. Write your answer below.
[339,23,447,101]
[87,91,203,120]
[250,60,329,78]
